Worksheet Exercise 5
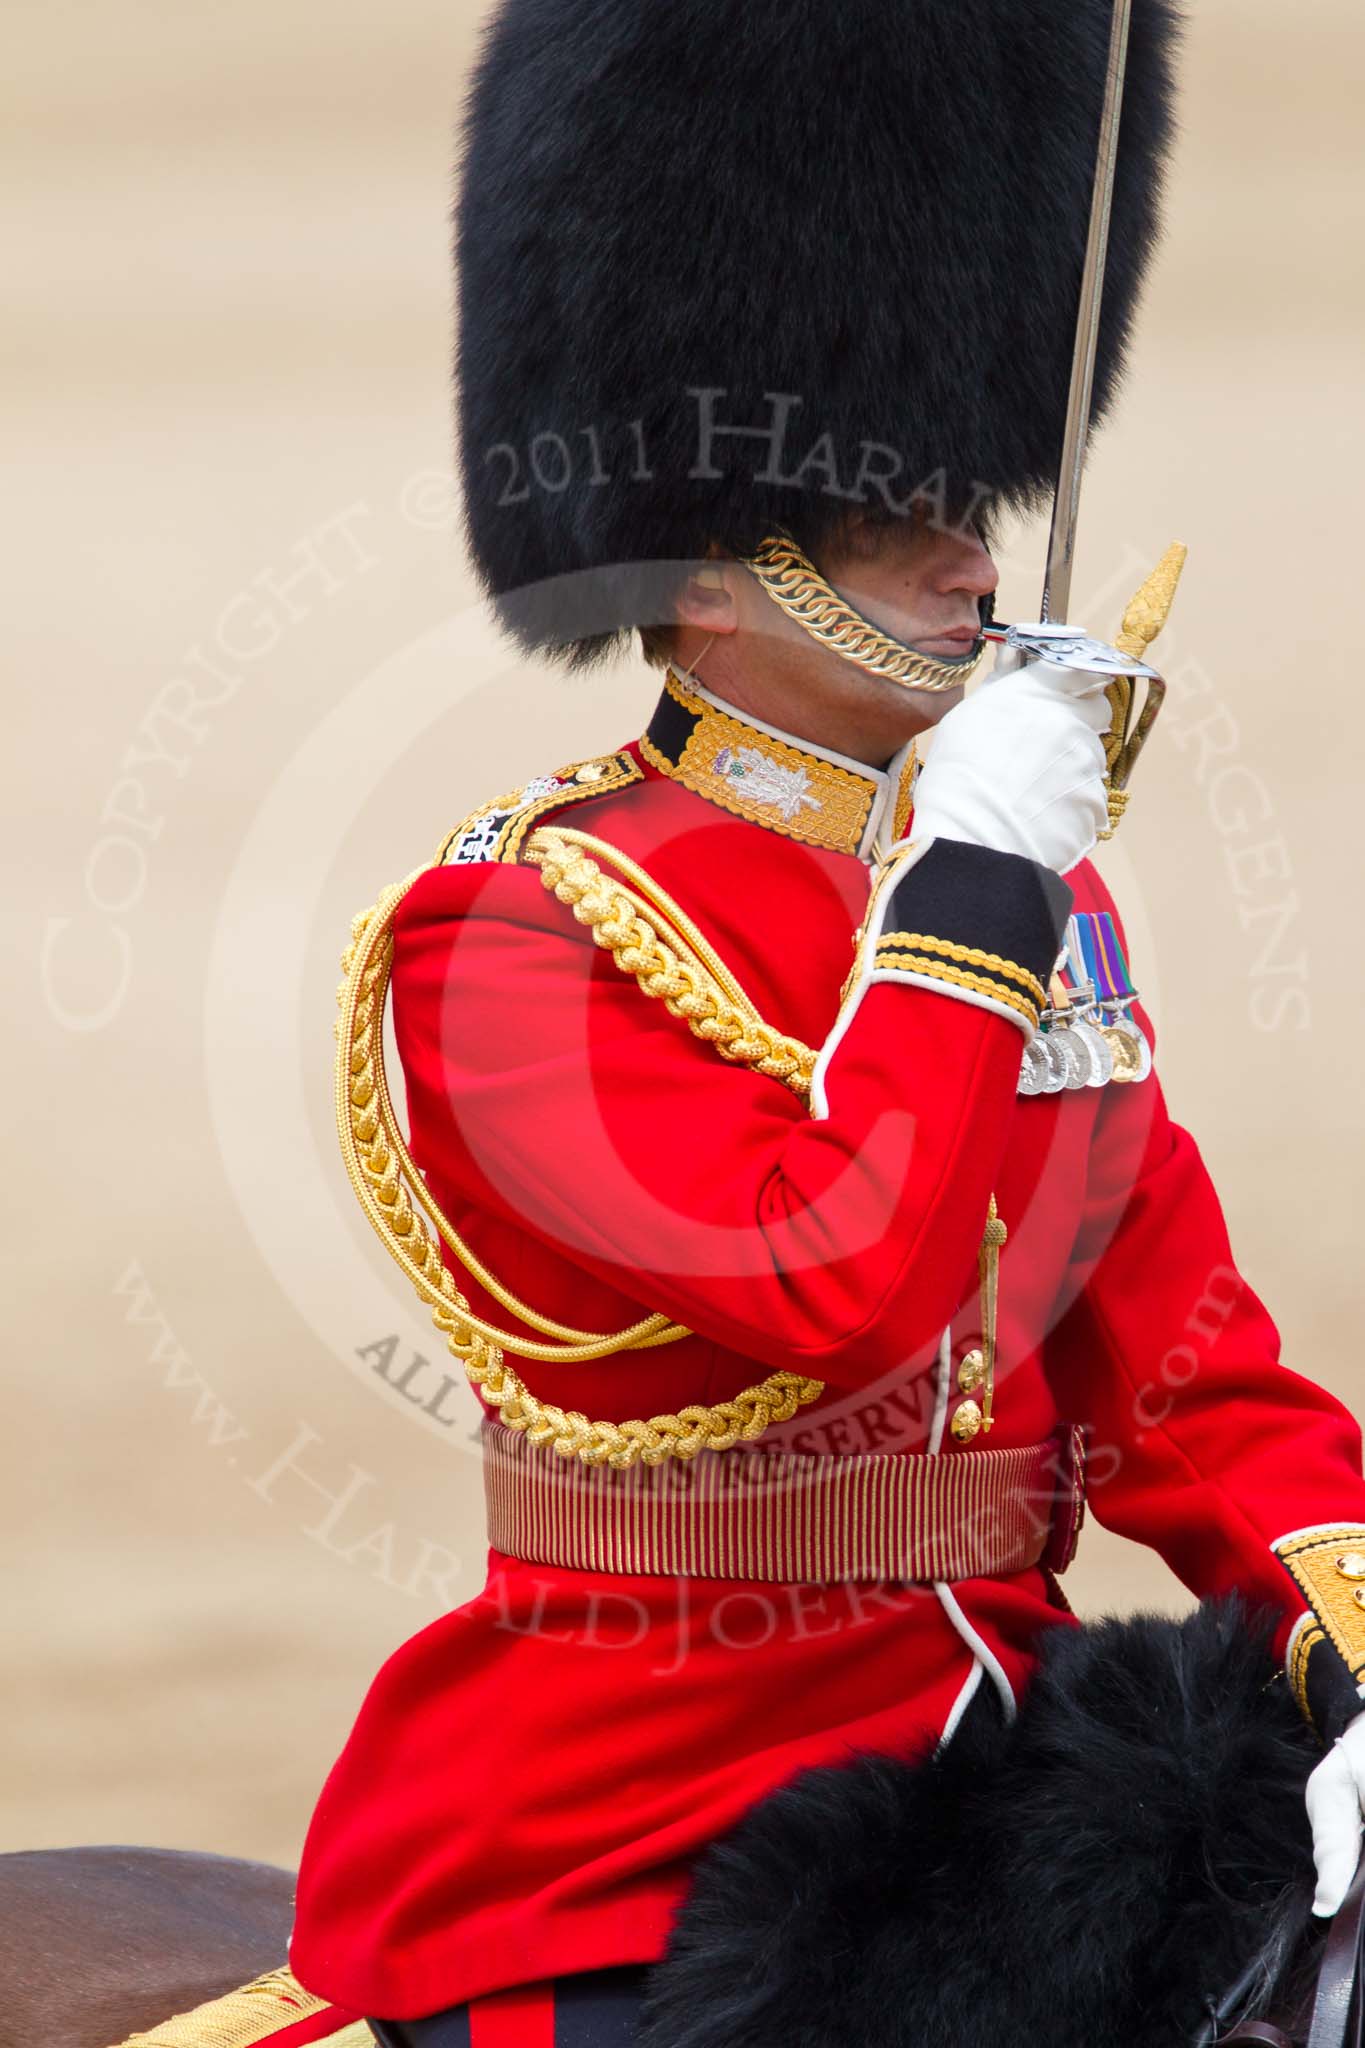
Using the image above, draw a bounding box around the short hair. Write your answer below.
[638,621,680,670]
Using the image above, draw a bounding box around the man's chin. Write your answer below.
[903,680,967,725]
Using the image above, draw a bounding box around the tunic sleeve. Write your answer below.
[1041,876,1365,1735]
[391,836,1070,1390]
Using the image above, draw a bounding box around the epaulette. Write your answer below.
[435,751,642,867]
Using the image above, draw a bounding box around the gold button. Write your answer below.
[950,1399,983,1444]
[1354,1588,1365,1610]
[1336,1553,1365,1580]
[575,762,606,783]
[958,1348,986,1394]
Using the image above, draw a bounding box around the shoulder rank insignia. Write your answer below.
[1018,909,1152,1096]
[436,751,641,867]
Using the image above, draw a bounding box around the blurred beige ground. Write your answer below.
[5,0,1365,1869]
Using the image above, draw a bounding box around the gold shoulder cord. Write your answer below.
[336,827,825,1468]
[523,826,817,1097]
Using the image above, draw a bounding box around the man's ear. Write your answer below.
[675,561,740,635]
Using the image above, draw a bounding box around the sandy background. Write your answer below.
[6,0,1364,1871]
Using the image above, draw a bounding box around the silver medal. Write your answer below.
[1038,1031,1070,1093]
[1018,1037,1048,1096]
[1053,1026,1090,1089]
[1072,1015,1114,1087]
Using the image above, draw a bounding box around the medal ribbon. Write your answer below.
[1094,911,1137,1002]
[1064,911,1133,1004]
[1059,914,1094,999]
[1070,913,1110,1002]
[1055,919,1079,998]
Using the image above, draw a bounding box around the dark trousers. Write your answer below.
[367,1963,653,2047]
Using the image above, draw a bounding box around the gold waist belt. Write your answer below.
[481,1417,1087,1583]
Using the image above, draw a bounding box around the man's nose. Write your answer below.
[933,531,998,599]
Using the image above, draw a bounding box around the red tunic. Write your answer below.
[289,690,1365,2019]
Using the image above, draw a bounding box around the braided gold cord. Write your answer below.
[523,827,817,1100]
[341,888,672,1357]
[336,870,825,1466]
[528,824,761,1009]
[362,926,670,1353]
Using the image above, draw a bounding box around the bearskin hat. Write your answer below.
[455,0,1180,664]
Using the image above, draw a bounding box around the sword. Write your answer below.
[981,0,1181,837]
[1041,0,1134,628]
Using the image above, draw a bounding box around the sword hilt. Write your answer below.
[982,541,1187,839]
[1095,541,1186,837]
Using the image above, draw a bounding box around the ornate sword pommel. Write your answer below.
[1115,541,1187,665]
[1098,540,1187,838]
[982,544,1186,839]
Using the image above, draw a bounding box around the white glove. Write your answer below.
[1307,1710,1365,1916]
[908,651,1112,876]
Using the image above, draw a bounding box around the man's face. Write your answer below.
[816,504,998,659]
[672,501,1001,762]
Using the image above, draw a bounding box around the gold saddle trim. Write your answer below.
[106,1967,369,2048]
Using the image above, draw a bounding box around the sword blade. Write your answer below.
[1040,0,1135,625]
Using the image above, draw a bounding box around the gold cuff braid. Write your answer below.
[1288,1618,1327,1725]
[872,946,1040,1030]
[876,931,1048,1008]
[1273,1524,1365,1719]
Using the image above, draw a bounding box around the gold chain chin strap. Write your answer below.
[743,532,989,692]
[336,855,825,1467]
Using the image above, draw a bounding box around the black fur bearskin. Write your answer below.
[635,1601,1323,2048]
[455,0,1180,664]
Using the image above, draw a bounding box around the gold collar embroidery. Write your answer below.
[641,669,918,862]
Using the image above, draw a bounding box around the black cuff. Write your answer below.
[875,838,1074,1036]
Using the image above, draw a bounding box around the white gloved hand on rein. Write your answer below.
[908,651,1112,876]
[1307,1709,1365,1917]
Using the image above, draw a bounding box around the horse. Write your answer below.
[0,1846,296,2048]
[5,1609,1351,2048]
